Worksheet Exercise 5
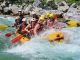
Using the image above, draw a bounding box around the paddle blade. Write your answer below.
[0,25,8,30]
[5,33,12,37]
[11,35,22,43]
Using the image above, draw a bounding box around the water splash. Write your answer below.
[4,27,80,60]
[1,16,80,60]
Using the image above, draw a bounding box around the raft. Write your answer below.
[11,33,30,44]
[11,35,22,43]
[0,25,8,30]
[66,20,78,27]
[47,32,64,43]
[20,37,29,43]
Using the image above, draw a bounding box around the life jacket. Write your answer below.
[37,23,44,33]
[18,23,27,33]
[19,16,24,24]
[29,22,37,35]
[18,23,31,38]
[15,22,20,28]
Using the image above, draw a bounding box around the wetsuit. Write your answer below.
[19,15,24,24]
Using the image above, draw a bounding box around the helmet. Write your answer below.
[45,12,51,18]
[39,16,44,21]
[15,16,20,19]
[31,18,36,21]
[49,13,54,18]
[22,18,27,21]
[46,12,51,16]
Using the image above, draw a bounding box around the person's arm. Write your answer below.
[33,24,40,35]
[24,24,31,33]
[15,25,20,34]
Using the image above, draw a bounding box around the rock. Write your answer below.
[0,6,2,10]
[70,3,76,8]
[63,6,80,21]
[57,1,69,11]
[77,6,80,10]
[24,5,32,14]
[10,5,21,15]
[1,1,6,7]
[3,7,12,15]
[31,7,44,15]
[3,7,9,13]
[32,0,41,7]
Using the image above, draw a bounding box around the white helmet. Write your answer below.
[15,16,20,19]
[22,18,27,21]
[31,18,36,21]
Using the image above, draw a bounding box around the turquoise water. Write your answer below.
[0,16,80,60]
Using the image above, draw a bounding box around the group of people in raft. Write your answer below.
[13,10,80,42]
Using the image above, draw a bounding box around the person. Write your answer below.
[33,16,45,35]
[47,13,57,29]
[25,18,38,36]
[18,10,24,24]
[12,16,20,28]
[29,14,39,23]
[47,18,55,29]
[15,18,28,34]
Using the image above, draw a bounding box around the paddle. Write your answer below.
[0,25,12,30]
[11,34,22,44]
[4,32,15,37]
[11,32,31,44]
[4,32,22,43]
[5,33,12,37]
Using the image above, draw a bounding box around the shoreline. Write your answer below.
[0,14,16,18]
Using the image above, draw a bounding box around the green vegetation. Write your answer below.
[39,0,57,9]
[0,0,80,9]
[65,0,77,5]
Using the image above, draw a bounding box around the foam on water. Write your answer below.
[5,27,80,60]
[1,16,80,60]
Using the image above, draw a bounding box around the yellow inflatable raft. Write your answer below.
[66,20,78,27]
[0,25,8,30]
[47,32,64,42]
[16,33,29,43]
[20,37,29,43]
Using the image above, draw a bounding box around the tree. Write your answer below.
[65,0,76,5]
[46,0,57,9]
